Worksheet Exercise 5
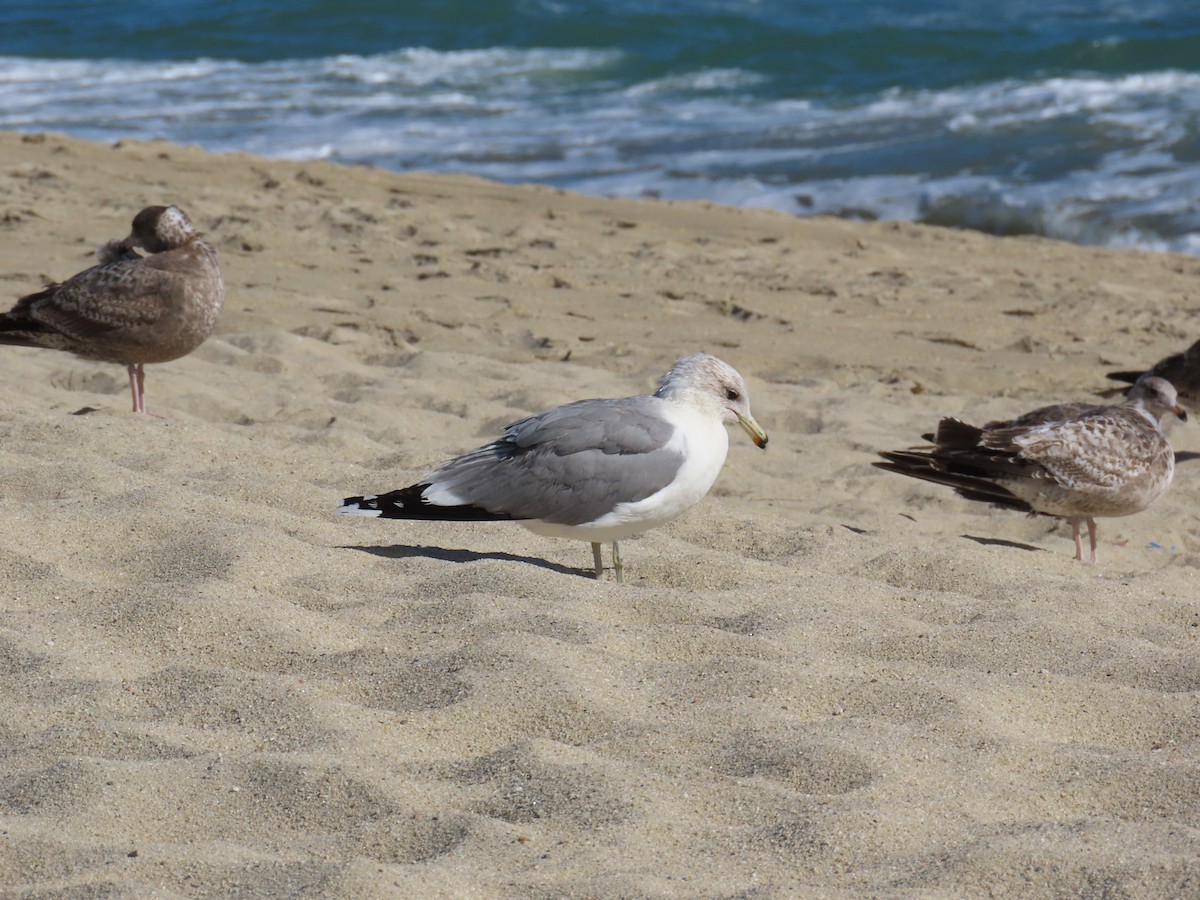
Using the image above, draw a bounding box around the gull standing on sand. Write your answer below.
[338,353,769,582]
[0,205,224,413]
[875,375,1184,563]
[1107,337,1200,409]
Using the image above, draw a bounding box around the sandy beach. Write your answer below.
[0,130,1197,897]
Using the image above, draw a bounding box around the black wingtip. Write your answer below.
[341,484,518,523]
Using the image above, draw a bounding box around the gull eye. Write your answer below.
[725,387,740,401]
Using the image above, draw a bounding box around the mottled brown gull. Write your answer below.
[876,375,1185,563]
[338,353,769,582]
[982,400,1106,431]
[0,205,224,413]
[1107,337,1200,409]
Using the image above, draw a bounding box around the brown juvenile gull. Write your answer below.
[338,353,769,582]
[875,375,1185,563]
[1106,337,1200,409]
[982,400,1107,431]
[0,205,224,413]
[906,403,1103,444]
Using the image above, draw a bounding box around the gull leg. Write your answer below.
[127,364,141,413]
[591,542,604,579]
[612,541,624,584]
[1087,517,1098,564]
[1070,517,1083,561]
[133,364,169,419]
[126,363,147,414]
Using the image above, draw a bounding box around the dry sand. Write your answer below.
[0,130,1197,898]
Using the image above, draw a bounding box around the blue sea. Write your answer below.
[3,1,1200,253]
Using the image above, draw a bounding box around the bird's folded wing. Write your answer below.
[20,263,171,339]
[426,398,685,525]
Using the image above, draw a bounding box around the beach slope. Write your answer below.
[0,131,1197,897]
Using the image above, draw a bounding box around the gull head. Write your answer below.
[123,205,200,254]
[655,353,768,448]
[1128,374,1187,424]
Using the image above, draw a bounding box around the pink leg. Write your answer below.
[126,363,147,414]
[1087,517,1098,564]
[1070,517,1083,561]
[127,364,141,413]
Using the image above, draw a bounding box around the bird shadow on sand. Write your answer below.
[961,535,1046,552]
[340,544,592,579]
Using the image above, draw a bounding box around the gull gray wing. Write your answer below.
[426,396,684,526]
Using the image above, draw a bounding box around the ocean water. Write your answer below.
[3,1,1200,253]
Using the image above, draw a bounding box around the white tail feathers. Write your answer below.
[337,494,384,517]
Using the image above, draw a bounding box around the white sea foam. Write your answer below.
[1,50,1197,252]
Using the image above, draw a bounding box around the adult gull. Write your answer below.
[338,353,769,582]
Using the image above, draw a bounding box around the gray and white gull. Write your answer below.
[339,353,768,582]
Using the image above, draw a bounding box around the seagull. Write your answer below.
[875,375,1185,563]
[338,353,769,582]
[1107,337,1200,408]
[0,205,224,413]
[983,401,1106,430]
